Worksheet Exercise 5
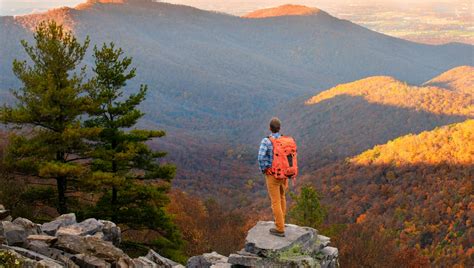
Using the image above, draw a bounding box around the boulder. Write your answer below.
[318,246,339,268]
[54,234,127,263]
[27,234,58,245]
[41,213,76,236]
[317,235,331,249]
[12,218,42,236]
[228,252,264,267]
[244,221,319,257]
[210,264,232,268]
[27,240,79,267]
[92,231,105,240]
[56,218,103,236]
[146,249,185,268]
[133,256,159,267]
[187,251,228,268]
[99,220,121,246]
[0,221,27,246]
[72,253,112,268]
[228,251,316,268]
[227,221,339,268]
[115,256,136,268]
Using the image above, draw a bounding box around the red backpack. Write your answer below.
[269,135,298,181]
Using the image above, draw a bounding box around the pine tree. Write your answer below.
[0,21,98,214]
[84,42,182,258]
[289,185,327,229]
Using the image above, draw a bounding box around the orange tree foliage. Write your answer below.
[333,221,429,268]
[304,120,474,266]
[306,75,473,117]
[166,190,257,257]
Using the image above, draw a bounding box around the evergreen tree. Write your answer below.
[84,43,182,258]
[289,185,327,229]
[0,21,97,214]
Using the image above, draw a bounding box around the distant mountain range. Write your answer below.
[0,0,473,199]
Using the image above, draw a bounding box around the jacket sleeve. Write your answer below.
[257,138,271,173]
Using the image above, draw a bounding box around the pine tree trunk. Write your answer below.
[57,176,68,214]
[111,157,118,221]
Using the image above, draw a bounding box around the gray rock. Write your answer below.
[1,221,27,246]
[1,245,63,267]
[320,246,338,259]
[244,221,319,257]
[27,240,79,267]
[27,234,58,245]
[12,218,42,236]
[133,256,159,267]
[317,235,331,249]
[115,256,136,268]
[187,251,228,268]
[228,251,319,268]
[41,213,76,236]
[99,220,121,246]
[74,218,104,235]
[54,234,127,263]
[210,264,232,268]
[146,249,184,268]
[228,253,264,267]
[56,218,103,237]
[72,253,112,268]
[91,231,105,240]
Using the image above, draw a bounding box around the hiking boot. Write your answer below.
[269,228,285,237]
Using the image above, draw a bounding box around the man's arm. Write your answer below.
[257,138,271,174]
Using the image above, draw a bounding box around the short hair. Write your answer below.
[269,117,281,133]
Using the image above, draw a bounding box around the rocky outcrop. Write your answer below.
[228,221,339,268]
[187,221,339,268]
[0,205,181,268]
[0,205,339,268]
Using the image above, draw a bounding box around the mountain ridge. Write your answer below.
[242,4,325,19]
[259,66,474,172]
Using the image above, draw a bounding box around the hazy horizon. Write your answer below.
[0,0,466,16]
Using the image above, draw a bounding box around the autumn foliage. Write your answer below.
[305,120,474,266]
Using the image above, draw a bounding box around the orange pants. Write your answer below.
[265,175,288,232]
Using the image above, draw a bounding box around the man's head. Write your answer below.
[269,117,281,133]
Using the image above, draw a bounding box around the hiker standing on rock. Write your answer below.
[258,117,298,237]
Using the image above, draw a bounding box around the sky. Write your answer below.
[0,0,460,16]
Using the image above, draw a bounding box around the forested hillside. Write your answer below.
[268,68,474,171]
[1,1,473,206]
[304,120,474,266]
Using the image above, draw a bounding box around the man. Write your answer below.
[258,117,297,237]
